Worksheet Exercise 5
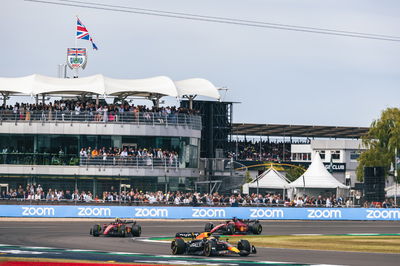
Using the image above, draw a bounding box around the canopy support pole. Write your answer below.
[150,94,162,108]
[42,94,45,105]
[283,188,286,202]
[96,95,99,106]
[1,92,9,107]
[183,95,197,109]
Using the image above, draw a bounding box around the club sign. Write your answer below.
[67,48,87,69]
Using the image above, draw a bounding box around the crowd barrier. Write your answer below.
[1,205,400,220]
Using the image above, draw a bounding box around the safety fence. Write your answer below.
[1,205,399,220]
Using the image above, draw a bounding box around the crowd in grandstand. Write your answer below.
[1,184,393,208]
[0,100,198,122]
[227,139,309,161]
[79,146,178,165]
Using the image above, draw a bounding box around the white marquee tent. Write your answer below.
[242,167,290,195]
[287,152,349,198]
[0,74,220,100]
[385,183,400,198]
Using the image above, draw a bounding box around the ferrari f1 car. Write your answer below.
[171,232,256,257]
[205,217,262,235]
[90,218,141,237]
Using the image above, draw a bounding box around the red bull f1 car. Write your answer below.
[171,232,256,257]
[90,219,141,237]
[205,218,262,235]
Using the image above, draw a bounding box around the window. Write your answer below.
[317,150,325,160]
[291,153,311,161]
[350,151,360,161]
[331,150,340,160]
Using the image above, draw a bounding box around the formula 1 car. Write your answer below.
[204,217,262,235]
[90,218,141,237]
[171,232,256,257]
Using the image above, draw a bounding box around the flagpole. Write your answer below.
[74,15,78,78]
[75,16,77,49]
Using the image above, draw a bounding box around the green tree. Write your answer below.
[285,165,305,182]
[244,170,253,183]
[356,108,400,181]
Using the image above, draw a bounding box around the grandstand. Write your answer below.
[0,73,370,196]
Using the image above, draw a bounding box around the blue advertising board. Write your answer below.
[1,205,400,220]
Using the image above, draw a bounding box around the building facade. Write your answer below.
[291,139,366,186]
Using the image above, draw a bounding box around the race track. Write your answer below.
[0,219,399,265]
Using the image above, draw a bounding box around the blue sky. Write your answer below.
[1,0,399,127]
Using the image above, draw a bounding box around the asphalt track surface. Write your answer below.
[0,220,400,265]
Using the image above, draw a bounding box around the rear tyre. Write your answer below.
[204,222,214,232]
[237,240,251,256]
[119,225,126,237]
[204,240,216,257]
[171,238,186,255]
[92,225,100,237]
[131,224,141,237]
[225,224,235,235]
[251,223,262,235]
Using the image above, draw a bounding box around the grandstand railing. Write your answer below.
[0,110,201,130]
[0,153,179,169]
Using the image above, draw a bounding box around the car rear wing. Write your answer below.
[121,220,137,225]
[242,219,259,223]
[175,232,201,238]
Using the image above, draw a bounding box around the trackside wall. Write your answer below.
[1,206,400,220]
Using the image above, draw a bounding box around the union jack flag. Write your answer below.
[76,17,98,50]
[67,48,86,56]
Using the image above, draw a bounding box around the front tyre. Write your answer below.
[171,238,186,255]
[251,223,262,235]
[131,224,141,237]
[92,225,100,237]
[237,240,251,256]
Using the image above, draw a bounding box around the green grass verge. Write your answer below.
[156,235,400,254]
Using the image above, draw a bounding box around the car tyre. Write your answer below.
[204,222,214,232]
[204,240,216,257]
[251,223,262,235]
[237,240,251,256]
[119,225,126,237]
[92,225,100,237]
[225,224,235,235]
[171,238,186,255]
[131,224,141,237]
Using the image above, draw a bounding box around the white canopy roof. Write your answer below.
[242,167,289,193]
[0,75,35,94]
[288,152,349,189]
[32,74,105,95]
[249,167,290,189]
[104,76,177,97]
[175,78,220,99]
[0,74,220,99]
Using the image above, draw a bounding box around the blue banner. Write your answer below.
[0,205,399,220]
